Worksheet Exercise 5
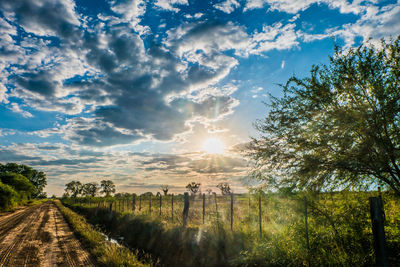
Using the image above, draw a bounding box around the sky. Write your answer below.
[0,0,399,196]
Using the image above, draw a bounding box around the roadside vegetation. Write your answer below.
[54,200,150,267]
[61,190,400,266]
[0,163,47,211]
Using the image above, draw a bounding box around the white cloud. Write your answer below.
[154,0,189,12]
[281,60,285,69]
[244,0,373,14]
[9,103,33,118]
[215,0,241,14]
[249,22,299,54]
[109,0,147,33]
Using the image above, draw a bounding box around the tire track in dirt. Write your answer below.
[0,202,95,267]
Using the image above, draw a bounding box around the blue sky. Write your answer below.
[0,0,399,196]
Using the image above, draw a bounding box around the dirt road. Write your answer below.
[0,201,95,266]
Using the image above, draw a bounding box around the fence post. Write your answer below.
[171,194,174,222]
[139,195,142,211]
[369,197,389,267]
[304,196,310,250]
[149,195,152,215]
[109,202,112,214]
[202,193,206,224]
[183,192,189,227]
[214,192,218,221]
[132,195,136,213]
[230,193,234,230]
[159,194,162,216]
[258,194,262,238]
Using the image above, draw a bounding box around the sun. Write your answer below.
[202,137,225,154]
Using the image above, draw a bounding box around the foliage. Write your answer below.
[0,169,37,210]
[186,182,201,195]
[0,162,46,198]
[160,185,169,196]
[217,182,232,195]
[0,181,18,210]
[62,191,400,266]
[65,181,83,197]
[100,180,116,197]
[82,182,99,197]
[248,36,400,195]
[54,200,148,266]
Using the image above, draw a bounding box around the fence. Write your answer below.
[63,190,400,265]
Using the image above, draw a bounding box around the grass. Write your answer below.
[54,200,150,267]
[62,191,400,266]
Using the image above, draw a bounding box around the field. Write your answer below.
[62,191,400,266]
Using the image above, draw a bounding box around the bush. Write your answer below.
[0,181,18,210]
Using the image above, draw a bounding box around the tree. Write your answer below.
[65,181,82,198]
[206,188,212,195]
[160,185,169,195]
[82,182,98,197]
[248,36,400,196]
[0,163,47,198]
[186,182,201,195]
[216,182,231,195]
[100,180,116,197]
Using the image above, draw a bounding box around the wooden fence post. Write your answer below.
[214,192,218,221]
[230,193,234,230]
[202,193,205,224]
[159,194,162,216]
[132,195,136,213]
[304,196,310,251]
[183,192,189,227]
[369,197,389,267]
[169,194,173,222]
[109,202,113,214]
[259,194,262,238]
[139,195,142,211]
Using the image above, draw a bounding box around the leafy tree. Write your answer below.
[0,181,18,210]
[186,182,201,195]
[0,163,47,198]
[160,185,169,195]
[100,180,116,197]
[217,182,232,195]
[82,182,98,197]
[0,172,34,196]
[65,181,83,198]
[248,37,400,196]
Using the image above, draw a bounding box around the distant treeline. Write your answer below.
[0,163,47,210]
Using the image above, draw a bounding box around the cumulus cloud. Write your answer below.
[154,0,189,12]
[0,0,81,38]
[244,0,371,14]
[215,0,241,14]
[9,103,33,118]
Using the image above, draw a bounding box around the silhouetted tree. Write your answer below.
[217,182,231,195]
[100,180,115,197]
[186,182,201,195]
[160,185,169,195]
[65,181,82,198]
[82,182,98,197]
[248,36,400,196]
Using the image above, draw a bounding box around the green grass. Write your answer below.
[62,191,400,266]
[54,200,150,267]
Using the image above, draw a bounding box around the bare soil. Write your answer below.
[0,201,95,266]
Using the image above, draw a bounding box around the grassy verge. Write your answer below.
[54,200,150,267]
